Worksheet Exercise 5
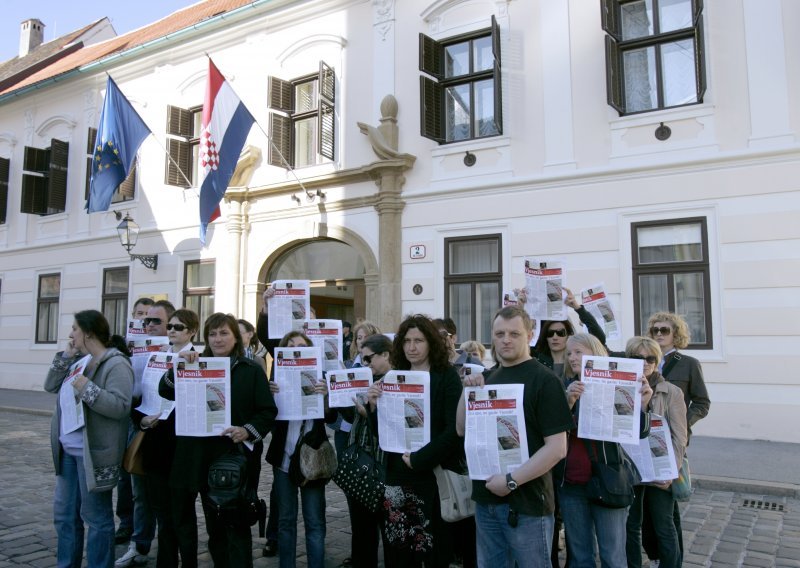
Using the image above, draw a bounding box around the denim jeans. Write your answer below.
[558,483,628,568]
[115,469,133,531]
[127,422,155,551]
[475,502,554,568]
[626,485,681,568]
[54,452,115,568]
[273,467,326,568]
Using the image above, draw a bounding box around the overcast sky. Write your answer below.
[1,0,198,62]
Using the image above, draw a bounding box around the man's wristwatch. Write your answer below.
[506,473,518,491]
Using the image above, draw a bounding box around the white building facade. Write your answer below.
[0,0,798,442]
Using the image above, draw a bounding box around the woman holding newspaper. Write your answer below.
[625,336,687,568]
[159,313,277,568]
[366,315,462,568]
[264,330,338,568]
[556,333,653,568]
[45,309,134,568]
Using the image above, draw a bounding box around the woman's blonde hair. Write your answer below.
[459,340,486,361]
[625,336,663,369]
[646,311,691,349]
[565,333,607,378]
[351,320,381,359]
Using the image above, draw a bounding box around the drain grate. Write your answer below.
[742,499,784,512]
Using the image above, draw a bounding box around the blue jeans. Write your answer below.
[558,483,627,568]
[475,502,553,568]
[626,485,681,568]
[54,452,115,568]
[127,422,155,551]
[273,467,326,568]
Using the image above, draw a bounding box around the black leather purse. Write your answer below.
[332,413,385,512]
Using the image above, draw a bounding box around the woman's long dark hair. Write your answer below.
[391,314,450,373]
[74,309,129,355]
[201,313,244,358]
[532,319,575,358]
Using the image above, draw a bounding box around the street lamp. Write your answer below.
[116,212,158,270]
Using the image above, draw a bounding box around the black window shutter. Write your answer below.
[87,127,97,154]
[319,61,335,105]
[493,59,503,135]
[420,76,443,143]
[694,18,706,103]
[605,35,624,114]
[419,33,443,79]
[47,139,69,213]
[166,105,191,137]
[491,15,501,65]
[85,127,97,201]
[165,138,191,187]
[268,112,293,168]
[0,157,8,224]
[118,160,137,200]
[268,76,294,113]
[601,0,620,39]
[21,175,47,215]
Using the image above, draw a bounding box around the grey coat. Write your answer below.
[45,348,133,492]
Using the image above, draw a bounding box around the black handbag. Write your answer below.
[332,413,385,513]
[583,440,636,509]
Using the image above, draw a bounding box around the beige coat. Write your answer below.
[648,372,688,470]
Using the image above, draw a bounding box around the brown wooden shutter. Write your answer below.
[268,112,292,168]
[0,157,8,224]
[165,138,191,186]
[419,33,442,79]
[318,62,336,161]
[605,35,624,114]
[85,127,97,200]
[166,105,191,137]
[420,76,443,142]
[118,160,136,200]
[268,76,293,113]
[47,139,69,213]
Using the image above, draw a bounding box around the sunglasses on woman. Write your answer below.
[166,323,187,331]
[650,326,672,336]
[545,328,568,338]
[362,352,377,365]
[630,354,658,365]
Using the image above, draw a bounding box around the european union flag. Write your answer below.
[87,76,151,213]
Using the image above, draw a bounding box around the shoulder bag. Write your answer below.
[671,456,692,501]
[433,464,475,522]
[333,413,385,512]
[289,422,338,487]
[122,430,147,476]
[583,439,636,509]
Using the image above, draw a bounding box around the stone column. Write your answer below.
[222,199,244,314]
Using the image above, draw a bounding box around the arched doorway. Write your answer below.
[267,239,366,322]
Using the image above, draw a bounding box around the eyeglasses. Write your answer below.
[630,354,658,365]
[546,328,568,338]
[144,318,162,326]
[650,326,672,336]
[166,323,187,332]
[438,330,453,338]
[362,353,377,365]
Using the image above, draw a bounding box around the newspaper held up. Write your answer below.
[503,290,540,346]
[59,354,92,434]
[267,280,311,339]
[136,352,179,419]
[464,384,529,481]
[327,367,373,408]
[577,355,644,444]
[622,414,679,483]
[303,319,344,372]
[125,319,147,342]
[580,283,620,341]
[174,357,231,437]
[523,258,567,321]
[273,346,325,420]
[377,370,431,454]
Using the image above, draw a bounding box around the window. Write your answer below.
[267,62,335,168]
[632,217,712,348]
[419,16,501,143]
[183,260,215,331]
[444,235,502,345]
[36,273,60,343]
[21,139,69,215]
[85,128,136,205]
[102,267,129,337]
[602,0,705,115]
[0,156,8,224]
[165,105,201,186]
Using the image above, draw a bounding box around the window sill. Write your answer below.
[429,135,512,184]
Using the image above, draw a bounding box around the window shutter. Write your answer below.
[0,157,8,224]
[605,35,624,114]
[85,127,97,200]
[166,105,191,137]
[600,0,620,39]
[319,61,335,105]
[268,112,293,168]
[694,18,706,102]
[47,139,69,213]
[268,76,294,113]
[692,0,704,23]
[87,127,97,154]
[165,138,191,187]
[21,175,47,215]
[319,100,335,161]
[24,146,48,172]
[119,161,137,200]
[420,76,443,143]
[491,15,501,65]
[493,59,503,135]
[419,33,443,79]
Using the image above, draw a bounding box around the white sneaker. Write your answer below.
[115,542,148,567]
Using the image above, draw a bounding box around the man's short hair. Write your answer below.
[133,297,154,309]
[151,299,176,318]
[492,306,533,333]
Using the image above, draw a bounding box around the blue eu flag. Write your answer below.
[87,76,151,213]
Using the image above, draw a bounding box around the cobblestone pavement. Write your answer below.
[0,411,797,567]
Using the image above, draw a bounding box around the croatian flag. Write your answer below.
[198,59,255,245]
